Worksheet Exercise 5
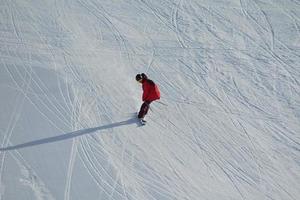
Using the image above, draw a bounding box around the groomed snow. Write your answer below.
[0,0,299,199]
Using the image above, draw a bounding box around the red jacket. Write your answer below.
[142,80,160,102]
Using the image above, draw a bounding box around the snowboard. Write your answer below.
[136,112,146,126]
[140,119,147,125]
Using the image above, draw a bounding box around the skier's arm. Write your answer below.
[142,90,148,102]
[142,84,150,101]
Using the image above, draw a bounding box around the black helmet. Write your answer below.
[136,74,142,81]
[136,73,148,82]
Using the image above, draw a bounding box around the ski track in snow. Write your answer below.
[0,0,299,200]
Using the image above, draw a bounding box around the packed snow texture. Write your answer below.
[0,0,299,200]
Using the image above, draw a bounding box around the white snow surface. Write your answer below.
[0,0,300,199]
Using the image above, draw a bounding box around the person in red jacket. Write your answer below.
[136,73,160,120]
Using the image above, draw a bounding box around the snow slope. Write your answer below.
[0,0,300,199]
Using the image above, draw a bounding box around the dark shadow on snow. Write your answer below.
[0,117,140,151]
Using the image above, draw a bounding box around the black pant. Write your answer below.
[138,101,151,119]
